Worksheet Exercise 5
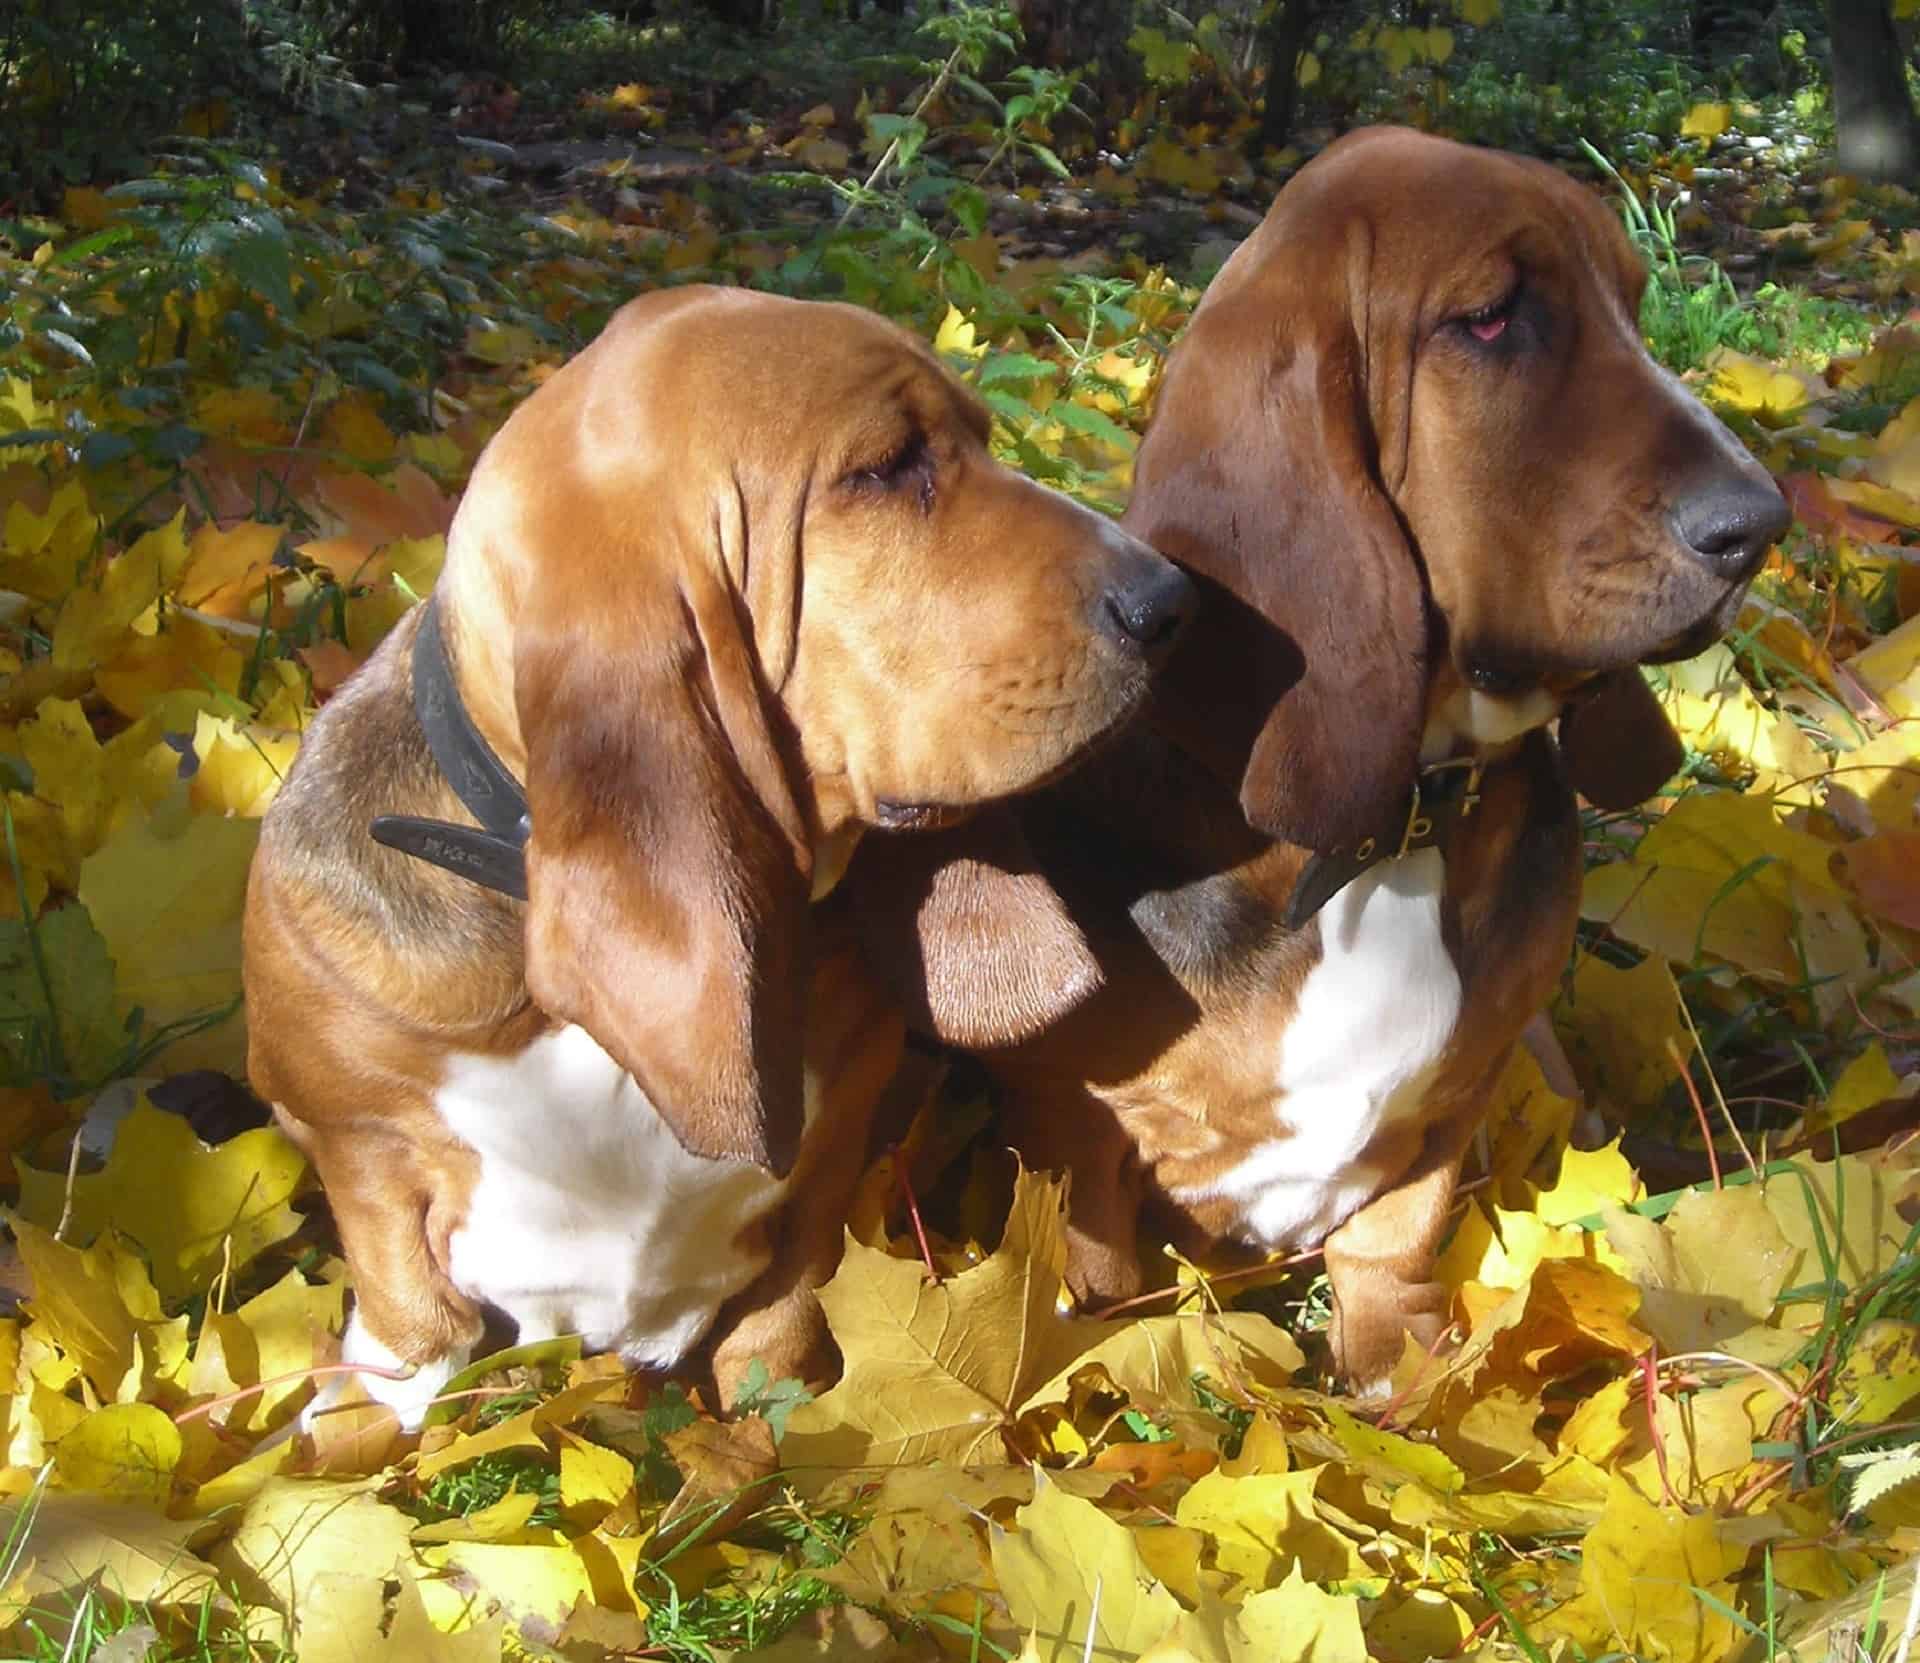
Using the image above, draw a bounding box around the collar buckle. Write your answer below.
[1283,754,1489,931]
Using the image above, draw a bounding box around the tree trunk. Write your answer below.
[1828,0,1920,182]
[1257,0,1318,152]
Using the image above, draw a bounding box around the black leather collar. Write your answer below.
[369,599,531,900]
[1283,756,1486,930]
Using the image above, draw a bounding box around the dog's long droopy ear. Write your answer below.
[1557,668,1685,812]
[847,809,1102,1048]
[516,576,810,1176]
[1125,225,1427,854]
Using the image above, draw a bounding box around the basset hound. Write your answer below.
[855,127,1790,1395]
[243,285,1193,1428]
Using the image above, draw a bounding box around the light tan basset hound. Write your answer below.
[855,128,1790,1395]
[243,285,1193,1427]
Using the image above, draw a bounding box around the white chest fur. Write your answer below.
[436,1024,790,1366]
[1182,849,1463,1248]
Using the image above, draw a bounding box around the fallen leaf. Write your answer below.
[78,789,258,1075]
[52,1402,181,1504]
[294,1567,505,1662]
[1229,1566,1368,1662]
[1603,1184,1795,1355]
[16,1097,306,1303]
[783,1169,1099,1466]
[1553,955,1686,1113]
[0,1490,224,1622]
[1173,1467,1371,1591]
[991,1469,1182,1663]
[211,1477,413,1616]
[1829,1319,1920,1426]
[1542,1471,1745,1661]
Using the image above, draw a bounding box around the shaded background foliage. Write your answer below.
[2,0,1915,209]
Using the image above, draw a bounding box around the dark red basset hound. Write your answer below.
[856,127,1789,1394]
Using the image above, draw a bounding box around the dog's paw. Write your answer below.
[1329,1280,1453,1400]
[302,1315,468,1435]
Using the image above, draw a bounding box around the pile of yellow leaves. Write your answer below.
[1,169,1919,1662]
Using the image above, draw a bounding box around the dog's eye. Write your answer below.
[1458,287,1521,345]
[844,432,935,507]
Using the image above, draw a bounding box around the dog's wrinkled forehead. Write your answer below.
[579,296,984,487]
[1328,135,1644,326]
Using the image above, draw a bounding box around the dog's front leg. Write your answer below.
[1320,1100,1484,1400]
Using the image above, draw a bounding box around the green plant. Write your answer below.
[1580,137,1761,373]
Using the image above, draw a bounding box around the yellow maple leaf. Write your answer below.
[992,1469,1182,1660]
[2,479,100,602]
[1553,954,1686,1115]
[933,304,988,362]
[222,1269,346,1428]
[1766,1149,1914,1302]
[17,698,114,855]
[1480,1041,1578,1202]
[1535,1139,1644,1225]
[418,1535,641,1628]
[51,512,193,670]
[412,1491,543,1545]
[52,1401,181,1504]
[189,711,300,818]
[290,1571,505,1663]
[1137,137,1221,196]
[77,790,259,1076]
[211,1477,412,1616]
[320,393,398,465]
[193,385,291,447]
[782,1168,1100,1467]
[1232,1567,1368,1662]
[177,518,282,610]
[1021,1311,1303,1412]
[94,614,248,726]
[1829,1319,1920,1427]
[385,532,446,599]
[1457,0,1500,25]
[10,1217,161,1400]
[1322,1402,1464,1494]
[0,1491,225,1624]
[1581,789,1843,981]
[1376,25,1416,72]
[557,1428,636,1527]
[1603,1185,1796,1358]
[1703,347,1811,425]
[1658,641,1826,796]
[15,1097,308,1303]
[60,187,114,231]
[1681,101,1732,139]
[1808,1041,1902,1137]
[1542,1472,1745,1660]
[1869,391,1920,501]
[1174,1469,1371,1592]
[414,1357,626,1478]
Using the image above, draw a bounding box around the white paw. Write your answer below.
[302,1313,468,1435]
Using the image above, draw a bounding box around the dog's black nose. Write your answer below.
[1671,474,1790,581]
[1098,557,1195,656]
